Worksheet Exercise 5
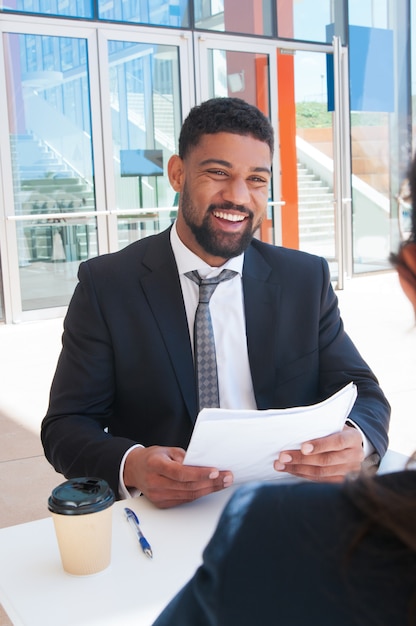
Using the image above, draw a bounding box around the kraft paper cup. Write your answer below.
[48,477,115,576]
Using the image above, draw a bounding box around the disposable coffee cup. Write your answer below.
[48,477,115,576]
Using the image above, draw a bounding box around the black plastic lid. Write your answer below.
[48,477,115,515]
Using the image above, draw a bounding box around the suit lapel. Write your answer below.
[243,244,281,409]
[136,232,281,417]
[139,230,198,421]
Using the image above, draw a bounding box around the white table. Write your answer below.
[0,485,237,626]
[0,449,409,626]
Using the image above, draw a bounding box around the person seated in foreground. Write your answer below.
[152,457,416,626]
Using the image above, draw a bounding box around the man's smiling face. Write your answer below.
[169,132,272,266]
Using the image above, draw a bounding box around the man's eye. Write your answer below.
[249,176,268,184]
[207,169,227,176]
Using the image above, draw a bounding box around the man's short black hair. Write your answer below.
[178,97,274,159]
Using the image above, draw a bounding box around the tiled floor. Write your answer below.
[0,316,65,530]
[1,270,416,625]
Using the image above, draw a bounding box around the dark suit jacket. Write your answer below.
[152,473,416,626]
[41,228,390,496]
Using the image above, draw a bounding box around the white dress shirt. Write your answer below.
[170,222,257,411]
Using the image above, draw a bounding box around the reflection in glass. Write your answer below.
[277,0,333,43]
[207,49,270,116]
[351,111,391,273]
[107,40,182,249]
[294,51,335,264]
[98,0,189,27]
[348,0,388,28]
[4,33,97,310]
[348,1,392,273]
[194,0,274,36]
[1,0,93,18]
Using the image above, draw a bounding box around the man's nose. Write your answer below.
[221,177,251,206]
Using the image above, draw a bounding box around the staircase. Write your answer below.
[10,134,96,263]
[297,162,335,259]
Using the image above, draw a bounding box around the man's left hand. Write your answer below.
[274,424,365,482]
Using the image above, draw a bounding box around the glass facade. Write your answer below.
[98,0,189,27]
[0,0,414,323]
[194,0,275,36]
[347,0,411,273]
[277,0,333,42]
[106,39,182,247]
[1,0,93,17]
[3,31,97,310]
[294,50,335,262]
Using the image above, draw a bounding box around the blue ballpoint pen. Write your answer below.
[124,507,153,559]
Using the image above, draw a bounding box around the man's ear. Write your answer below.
[168,155,184,192]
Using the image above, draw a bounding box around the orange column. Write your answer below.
[277,50,299,249]
[254,54,273,243]
[275,0,299,249]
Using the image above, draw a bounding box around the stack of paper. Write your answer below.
[183,382,357,484]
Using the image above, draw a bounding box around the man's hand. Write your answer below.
[273,424,365,482]
[124,445,233,508]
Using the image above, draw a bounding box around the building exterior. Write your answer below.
[0,0,414,323]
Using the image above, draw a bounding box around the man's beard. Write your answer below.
[180,183,264,259]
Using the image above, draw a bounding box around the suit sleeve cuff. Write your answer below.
[345,418,375,458]
[118,444,144,499]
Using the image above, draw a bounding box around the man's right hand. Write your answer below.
[123,445,233,508]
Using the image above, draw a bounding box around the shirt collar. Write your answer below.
[170,220,244,278]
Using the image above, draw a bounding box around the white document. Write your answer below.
[183,382,357,484]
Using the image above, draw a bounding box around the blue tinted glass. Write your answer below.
[194,0,274,36]
[348,0,388,28]
[97,0,190,27]
[1,0,93,18]
[278,0,333,43]
[4,31,98,310]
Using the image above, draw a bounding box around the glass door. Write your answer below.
[0,20,105,322]
[194,33,281,246]
[278,39,351,284]
[97,27,193,252]
[196,33,350,283]
[0,21,193,322]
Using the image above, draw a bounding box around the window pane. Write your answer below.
[1,0,93,18]
[278,0,333,43]
[348,3,402,274]
[294,51,336,266]
[97,0,190,27]
[348,0,388,28]
[4,32,98,310]
[194,0,275,36]
[106,40,182,249]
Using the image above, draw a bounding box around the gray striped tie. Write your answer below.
[185,269,237,410]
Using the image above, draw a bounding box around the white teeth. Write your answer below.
[213,211,245,222]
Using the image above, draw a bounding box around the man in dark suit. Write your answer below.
[41,97,390,508]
